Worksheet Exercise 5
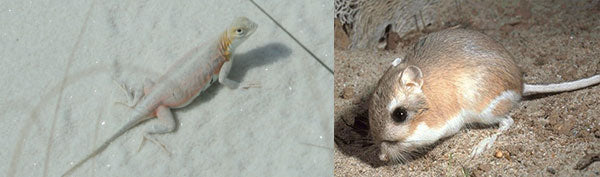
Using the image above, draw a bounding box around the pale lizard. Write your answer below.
[62,17,258,176]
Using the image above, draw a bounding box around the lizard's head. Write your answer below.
[226,17,258,50]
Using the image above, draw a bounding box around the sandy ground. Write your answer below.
[0,0,333,176]
[335,1,600,176]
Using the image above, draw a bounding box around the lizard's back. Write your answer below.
[142,44,225,109]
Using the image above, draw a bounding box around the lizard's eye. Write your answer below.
[236,29,244,34]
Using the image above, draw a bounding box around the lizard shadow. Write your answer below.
[176,42,291,115]
[229,42,292,81]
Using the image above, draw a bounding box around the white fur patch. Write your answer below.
[405,110,472,146]
[402,90,521,150]
[391,57,403,66]
[460,74,483,107]
[444,110,470,135]
[478,90,520,122]
[404,122,439,146]
[398,90,520,147]
[387,98,399,112]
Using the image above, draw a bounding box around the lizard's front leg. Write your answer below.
[218,60,240,89]
[112,78,154,108]
[111,60,145,107]
[112,79,143,107]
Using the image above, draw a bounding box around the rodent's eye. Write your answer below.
[391,107,408,123]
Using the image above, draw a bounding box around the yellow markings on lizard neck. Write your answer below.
[218,30,233,61]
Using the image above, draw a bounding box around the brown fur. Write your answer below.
[369,29,524,161]
[491,98,515,117]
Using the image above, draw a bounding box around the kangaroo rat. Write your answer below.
[369,29,600,163]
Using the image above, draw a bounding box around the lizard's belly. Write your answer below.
[171,74,218,109]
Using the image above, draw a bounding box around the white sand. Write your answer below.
[0,0,333,176]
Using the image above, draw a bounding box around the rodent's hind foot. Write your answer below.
[470,135,498,157]
[469,116,514,158]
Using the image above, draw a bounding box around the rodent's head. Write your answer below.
[226,17,258,50]
[368,60,428,163]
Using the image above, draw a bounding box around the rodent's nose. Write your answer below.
[379,152,389,162]
[378,140,397,162]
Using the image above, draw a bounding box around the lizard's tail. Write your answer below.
[523,75,600,96]
[61,111,148,177]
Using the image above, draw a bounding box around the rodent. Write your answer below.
[368,29,600,163]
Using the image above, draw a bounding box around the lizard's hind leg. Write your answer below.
[137,106,175,155]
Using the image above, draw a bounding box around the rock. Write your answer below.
[478,164,491,172]
[548,111,559,126]
[593,127,600,138]
[530,110,545,117]
[574,153,600,170]
[546,167,556,174]
[534,57,546,66]
[500,23,514,33]
[385,31,400,50]
[334,19,351,50]
[342,87,354,99]
[471,169,483,177]
[494,150,504,158]
[515,0,532,20]
[556,118,575,135]
[506,145,523,155]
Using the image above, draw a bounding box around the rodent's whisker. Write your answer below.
[402,139,431,143]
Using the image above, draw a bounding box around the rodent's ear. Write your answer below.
[399,66,423,89]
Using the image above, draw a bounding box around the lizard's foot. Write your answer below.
[242,82,261,89]
[112,79,143,107]
[220,79,240,89]
[113,101,136,109]
[138,134,172,156]
[136,106,176,155]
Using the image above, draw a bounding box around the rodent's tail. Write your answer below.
[523,75,600,96]
[61,112,147,177]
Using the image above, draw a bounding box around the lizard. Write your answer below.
[62,16,258,176]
